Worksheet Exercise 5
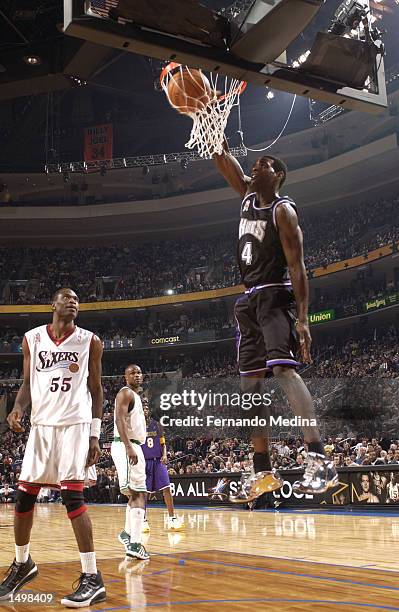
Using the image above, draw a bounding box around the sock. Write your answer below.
[125,504,130,535]
[129,507,145,544]
[253,452,272,473]
[15,544,29,564]
[80,551,97,575]
[308,441,325,455]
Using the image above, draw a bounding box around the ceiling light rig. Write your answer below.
[44,147,247,175]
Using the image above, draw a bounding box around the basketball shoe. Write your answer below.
[60,572,106,608]
[0,556,38,601]
[118,530,130,553]
[292,452,338,494]
[167,516,185,531]
[126,543,150,561]
[142,519,150,533]
[230,470,283,503]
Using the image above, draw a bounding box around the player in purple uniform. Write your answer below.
[142,399,184,532]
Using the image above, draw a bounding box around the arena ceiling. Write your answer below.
[0,1,398,172]
[1,138,398,245]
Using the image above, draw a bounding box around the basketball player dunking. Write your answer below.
[141,397,184,532]
[0,288,106,607]
[111,365,149,561]
[214,141,338,500]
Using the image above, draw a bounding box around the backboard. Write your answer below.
[64,0,387,115]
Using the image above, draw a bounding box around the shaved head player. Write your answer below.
[0,288,106,607]
[214,140,338,501]
[112,364,149,561]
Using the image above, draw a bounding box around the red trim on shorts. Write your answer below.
[15,508,35,516]
[18,481,60,489]
[60,481,84,491]
[17,483,41,496]
[46,324,76,347]
[68,505,87,520]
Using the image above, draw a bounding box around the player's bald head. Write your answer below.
[125,364,141,374]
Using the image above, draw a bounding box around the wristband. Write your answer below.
[90,418,101,438]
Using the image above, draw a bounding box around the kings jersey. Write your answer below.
[238,193,297,289]
[25,324,93,427]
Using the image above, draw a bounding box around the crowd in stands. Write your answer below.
[1,194,398,305]
[1,428,398,504]
[164,435,399,475]
[0,309,236,354]
[1,271,397,356]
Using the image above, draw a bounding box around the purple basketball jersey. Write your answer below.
[142,419,163,459]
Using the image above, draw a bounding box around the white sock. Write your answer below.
[15,544,29,564]
[80,551,97,575]
[129,507,145,544]
[125,504,130,535]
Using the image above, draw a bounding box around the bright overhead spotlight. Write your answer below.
[23,55,42,66]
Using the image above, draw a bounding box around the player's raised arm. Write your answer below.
[275,202,312,364]
[114,389,138,465]
[213,137,250,198]
[87,335,104,466]
[7,337,31,432]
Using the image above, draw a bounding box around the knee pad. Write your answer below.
[15,485,40,515]
[61,484,87,519]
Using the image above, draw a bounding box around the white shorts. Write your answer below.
[19,423,90,488]
[84,465,98,487]
[111,441,146,495]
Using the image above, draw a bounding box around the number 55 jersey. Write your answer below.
[24,324,94,426]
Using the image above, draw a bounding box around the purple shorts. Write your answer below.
[145,458,170,493]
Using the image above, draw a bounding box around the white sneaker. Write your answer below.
[142,519,150,533]
[167,516,185,531]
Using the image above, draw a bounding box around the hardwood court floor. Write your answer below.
[0,504,398,611]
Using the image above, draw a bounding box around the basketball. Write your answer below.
[167,68,212,115]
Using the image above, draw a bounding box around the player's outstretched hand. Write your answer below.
[296,321,312,364]
[7,409,25,433]
[86,437,101,467]
[161,455,168,465]
[126,444,138,465]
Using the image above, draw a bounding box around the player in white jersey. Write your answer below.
[0,288,106,608]
[111,364,149,561]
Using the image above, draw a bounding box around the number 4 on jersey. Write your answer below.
[241,241,253,266]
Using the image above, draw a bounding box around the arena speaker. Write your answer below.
[230,0,325,64]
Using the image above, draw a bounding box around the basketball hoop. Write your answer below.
[160,62,246,158]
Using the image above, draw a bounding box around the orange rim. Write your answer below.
[160,61,247,100]
[159,61,182,88]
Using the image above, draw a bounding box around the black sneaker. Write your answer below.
[0,556,38,601]
[60,571,106,608]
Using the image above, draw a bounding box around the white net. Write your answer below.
[161,64,246,159]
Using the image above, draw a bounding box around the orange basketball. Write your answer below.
[167,68,212,115]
